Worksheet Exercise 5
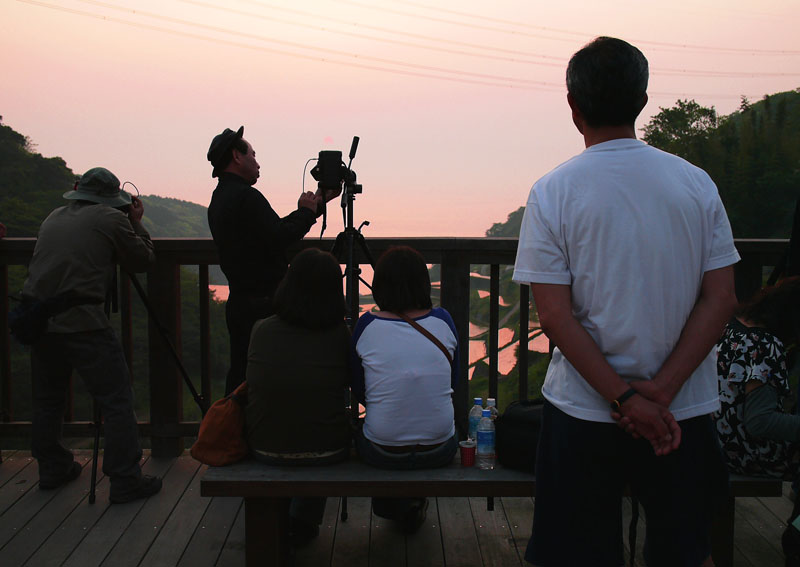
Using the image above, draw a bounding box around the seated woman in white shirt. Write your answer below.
[350,245,459,533]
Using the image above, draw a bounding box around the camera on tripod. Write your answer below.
[310,137,362,196]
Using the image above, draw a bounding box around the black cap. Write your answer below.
[207,126,244,178]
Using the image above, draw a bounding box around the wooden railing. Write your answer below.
[0,237,788,456]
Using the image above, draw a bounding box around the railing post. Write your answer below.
[440,249,470,439]
[119,270,134,377]
[199,265,212,406]
[488,264,500,401]
[147,260,184,457]
[1,265,11,422]
[518,284,530,401]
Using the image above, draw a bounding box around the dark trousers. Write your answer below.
[224,293,272,395]
[252,449,350,526]
[31,329,142,493]
[355,428,457,520]
[528,401,727,567]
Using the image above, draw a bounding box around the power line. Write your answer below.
[182,0,565,68]
[17,0,796,99]
[68,0,565,86]
[238,0,567,64]
[333,0,800,56]
[18,0,562,90]
[227,0,800,78]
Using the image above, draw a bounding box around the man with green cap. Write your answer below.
[22,167,162,503]
[207,126,340,394]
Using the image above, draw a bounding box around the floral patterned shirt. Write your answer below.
[713,318,795,479]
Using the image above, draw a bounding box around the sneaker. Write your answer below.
[109,475,162,504]
[401,498,429,534]
[40,461,82,490]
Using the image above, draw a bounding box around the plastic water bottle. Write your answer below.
[468,398,483,440]
[486,398,498,421]
[476,409,496,470]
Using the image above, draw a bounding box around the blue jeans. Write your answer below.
[355,430,458,470]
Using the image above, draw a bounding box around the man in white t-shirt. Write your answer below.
[512,37,739,567]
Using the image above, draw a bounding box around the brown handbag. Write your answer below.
[190,382,249,466]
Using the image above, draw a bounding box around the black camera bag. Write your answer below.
[495,398,544,473]
[8,294,98,345]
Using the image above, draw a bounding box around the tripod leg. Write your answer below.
[89,403,100,504]
[353,231,376,268]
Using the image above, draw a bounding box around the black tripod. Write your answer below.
[315,136,376,327]
[331,199,375,329]
[89,269,208,504]
[319,138,375,522]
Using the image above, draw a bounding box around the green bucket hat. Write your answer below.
[63,167,132,207]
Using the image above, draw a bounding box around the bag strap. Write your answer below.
[395,312,453,365]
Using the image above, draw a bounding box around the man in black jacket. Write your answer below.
[207,126,339,394]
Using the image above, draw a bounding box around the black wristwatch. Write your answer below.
[610,387,637,412]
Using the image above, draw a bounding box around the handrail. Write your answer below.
[0,237,789,456]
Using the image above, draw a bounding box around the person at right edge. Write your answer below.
[206,126,340,395]
[512,37,740,567]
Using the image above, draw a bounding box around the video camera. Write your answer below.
[310,136,361,196]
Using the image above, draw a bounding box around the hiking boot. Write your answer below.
[40,461,82,490]
[109,475,162,504]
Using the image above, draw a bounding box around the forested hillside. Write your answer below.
[0,121,213,239]
[0,123,74,237]
[643,90,799,238]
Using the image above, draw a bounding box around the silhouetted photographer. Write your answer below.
[22,167,162,503]
[206,126,341,395]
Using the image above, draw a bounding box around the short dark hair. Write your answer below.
[738,276,800,345]
[219,138,250,173]
[566,36,649,128]
[372,246,433,313]
[273,248,346,330]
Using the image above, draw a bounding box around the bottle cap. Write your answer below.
[482,409,491,417]
[473,398,483,405]
[487,398,496,406]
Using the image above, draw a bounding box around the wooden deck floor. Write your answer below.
[0,450,792,566]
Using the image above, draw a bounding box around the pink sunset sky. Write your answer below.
[2,0,798,237]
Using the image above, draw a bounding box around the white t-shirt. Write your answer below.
[512,138,740,423]
[350,308,458,445]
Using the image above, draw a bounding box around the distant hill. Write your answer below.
[0,123,75,237]
[138,195,211,238]
[486,207,524,238]
[0,120,211,239]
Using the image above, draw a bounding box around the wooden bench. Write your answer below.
[200,457,783,567]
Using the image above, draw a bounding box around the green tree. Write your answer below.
[641,99,718,164]
[640,91,800,239]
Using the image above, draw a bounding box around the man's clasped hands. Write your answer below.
[612,379,682,457]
